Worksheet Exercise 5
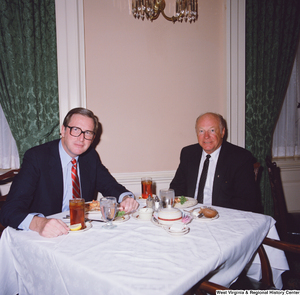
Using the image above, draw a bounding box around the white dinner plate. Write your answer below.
[86,209,101,214]
[85,201,101,214]
[151,216,165,227]
[86,213,130,224]
[191,208,219,221]
[113,215,130,223]
[68,221,92,233]
[174,197,198,209]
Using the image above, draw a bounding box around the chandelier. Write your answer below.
[132,0,198,23]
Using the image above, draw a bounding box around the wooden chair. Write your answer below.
[0,169,20,236]
[265,157,300,244]
[194,237,300,294]
[253,162,261,182]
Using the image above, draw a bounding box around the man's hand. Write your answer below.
[29,216,69,238]
[119,196,139,213]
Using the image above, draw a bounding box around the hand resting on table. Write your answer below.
[119,196,139,213]
[29,216,69,238]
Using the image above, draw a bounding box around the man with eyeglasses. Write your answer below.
[0,108,139,238]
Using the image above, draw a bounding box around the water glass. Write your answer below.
[100,197,117,229]
[160,189,175,208]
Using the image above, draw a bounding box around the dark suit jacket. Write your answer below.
[170,141,259,212]
[0,139,129,229]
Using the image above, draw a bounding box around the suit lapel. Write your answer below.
[192,146,202,186]
[78,154,92,200]
[212,142,228,200]
[48,141,64,208]
[188,145,202,197]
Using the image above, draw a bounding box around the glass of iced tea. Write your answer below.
[69,198,86,229]
[141,177,153,199]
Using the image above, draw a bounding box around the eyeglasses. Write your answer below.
[67,126,95,140]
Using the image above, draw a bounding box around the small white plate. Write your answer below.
[164,225,190,236]
[191,208,219,221]
[132,211,152,221]
[68,221,92,233]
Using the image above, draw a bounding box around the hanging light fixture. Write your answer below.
[132,0,198,23]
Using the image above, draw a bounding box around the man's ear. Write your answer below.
[61,125,66,137]
[221,127,225,138]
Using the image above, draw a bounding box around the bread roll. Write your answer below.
[202,208,218,218]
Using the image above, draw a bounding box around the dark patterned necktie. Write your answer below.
[71,158,81,199]
[197,155,211,203]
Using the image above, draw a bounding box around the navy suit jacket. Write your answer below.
[0,139,128,229]
[170,141,259,212]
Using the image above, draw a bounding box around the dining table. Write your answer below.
[0,201,289,295]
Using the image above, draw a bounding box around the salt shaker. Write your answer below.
[146,194,154,208]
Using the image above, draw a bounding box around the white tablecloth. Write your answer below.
[0,205,289,295]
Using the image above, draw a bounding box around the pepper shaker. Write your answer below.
[153,195,161,212]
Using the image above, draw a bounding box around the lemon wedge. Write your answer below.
[69,223,82,231]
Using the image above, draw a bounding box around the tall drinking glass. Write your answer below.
[69,198,85,229]
[100,197,117,229]
[141,177,152,199]
[160,189,175,208]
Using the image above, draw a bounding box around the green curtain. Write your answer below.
[0,0,60,162]
[245,0,300,216]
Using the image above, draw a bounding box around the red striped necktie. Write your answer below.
[71,158,81,199]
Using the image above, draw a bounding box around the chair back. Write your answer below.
[0,169,20,204]
[0,169,20,237]
[265,157,289,241]
[253,162,261,182]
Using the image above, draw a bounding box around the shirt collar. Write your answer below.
[59,140,79,168]
[202,145,222,162]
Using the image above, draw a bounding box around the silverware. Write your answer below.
[86,219,105,223]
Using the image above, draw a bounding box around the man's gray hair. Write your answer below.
[195,112,226,131]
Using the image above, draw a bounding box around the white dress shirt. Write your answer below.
[194,145,221,205]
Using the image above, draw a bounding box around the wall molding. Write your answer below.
[226,0,246,147]
[110,170,176,198]
[55,0,86,125]
[273,158,300,213]
[273,158,300,171]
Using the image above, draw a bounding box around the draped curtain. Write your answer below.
[0,104,19,168]
[272,40,300,158]
[0,0,60,162]
[245,0,300,216]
